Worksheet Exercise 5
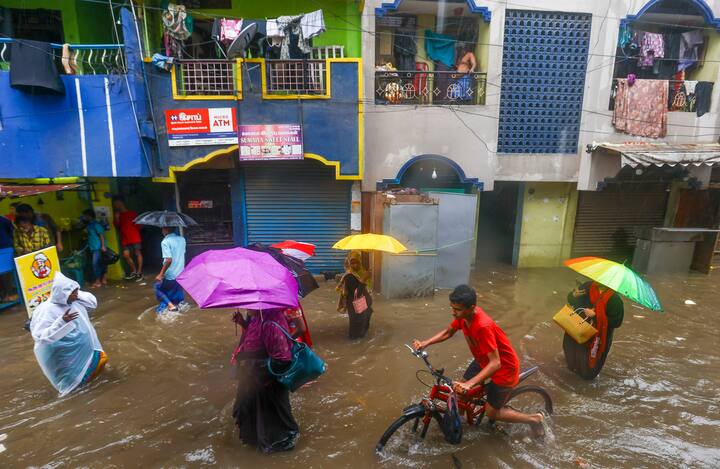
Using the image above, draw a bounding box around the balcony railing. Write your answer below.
[0,38,126,75]
[265,59,327,96]
[609,78,712,113]
[375,70,487,105]
[176,60,237,96]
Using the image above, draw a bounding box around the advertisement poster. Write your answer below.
[165,108,238,147]
[14,246,60,317]
[238,124,303,161]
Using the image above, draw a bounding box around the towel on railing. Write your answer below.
[613,78,668,138]
[9,40,65,95]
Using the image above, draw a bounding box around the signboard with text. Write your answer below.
[165,108,238,147]
[238,124,303,161]
[14,246,60,317]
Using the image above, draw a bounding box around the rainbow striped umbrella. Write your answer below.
[564,257,663,312]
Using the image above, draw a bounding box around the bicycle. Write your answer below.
[376,345,553,453]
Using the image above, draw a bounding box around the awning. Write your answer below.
[0,184,82,199]
[592,142,720,167]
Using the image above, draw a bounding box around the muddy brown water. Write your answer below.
[1,265,719,468]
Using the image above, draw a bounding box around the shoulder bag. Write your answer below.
[553,304,598,344]
[266,321,327,392]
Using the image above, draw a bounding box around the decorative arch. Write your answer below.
[622,0,720,30]
[375,0,491,22]
[153,146,359,183]
[376,154,483,190]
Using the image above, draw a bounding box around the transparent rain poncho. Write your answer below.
[30,273,101,396]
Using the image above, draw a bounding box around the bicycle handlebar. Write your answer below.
[405,344,453,387]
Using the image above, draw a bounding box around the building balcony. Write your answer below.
[147,57,362,182]
[0,9,153,179]
[374,70,487,105]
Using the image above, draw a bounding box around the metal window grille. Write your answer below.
[266,60,326,95]
[497,10,591,154]
[178,60,236,96]
[311,45,345,59]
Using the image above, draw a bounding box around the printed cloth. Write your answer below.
[613,78,668,138]
[220,18,244,43]
[638,32,664,68]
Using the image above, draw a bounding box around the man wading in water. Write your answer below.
[413,285,544,436]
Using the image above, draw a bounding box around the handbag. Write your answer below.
[266,321,327,392]
[553,305,598,344]
[440,391,463,444]
[100,248,120,265]
[352,289,369,315]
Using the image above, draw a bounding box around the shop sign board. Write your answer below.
[238,124,303,161]
[165,108,238,147]
[14,246,61,317]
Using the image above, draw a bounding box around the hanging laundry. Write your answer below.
[658,32,681,79]
[301,10,325,40]
[678,30,704,71]
[152,53,175,71]
[638,32,664,68]
[9,40,65,95]
[393,29,416,71]
[684,80,698,95]
[162,3,193,41]
[424,30,456,68]
[220,18,244,44]
[695,81,713,117]
[613,78,668,138]
[266,19,283,38]
[618,23,632,50]
[277,15,310,59]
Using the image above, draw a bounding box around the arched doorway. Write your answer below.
[378,155,482,193]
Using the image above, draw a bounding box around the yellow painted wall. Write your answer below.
[517,182,578,268]
[0,178,124,280]
[688,30,720,82]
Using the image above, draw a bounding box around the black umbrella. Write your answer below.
[245,243,319,298]
[134,210,198,228]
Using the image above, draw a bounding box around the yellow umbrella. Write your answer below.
[332,233,407,254]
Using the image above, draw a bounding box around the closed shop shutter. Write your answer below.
[244,161,351,273]
[571,184,668,262]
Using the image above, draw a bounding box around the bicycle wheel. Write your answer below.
[504,385,553,416]
[375,405,440,453]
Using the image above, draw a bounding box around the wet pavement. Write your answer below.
[1,265,719,468]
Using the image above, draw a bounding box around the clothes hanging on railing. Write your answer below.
[695,81,714,117]
[638,32,664,68]
[276,15,310,59]
[301,10,325,40]
[613,78,668,138]
[424,30,456,68]
[393,29,416,71]
[219,18,244,44]
[9,40,65,95]
[679,30,705,72]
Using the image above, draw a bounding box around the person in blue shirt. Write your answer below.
[82,209,107,288]
[154,226,186,313]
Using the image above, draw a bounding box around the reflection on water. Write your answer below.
[1,266,719,468]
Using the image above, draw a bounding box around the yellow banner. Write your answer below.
[14,246,61,317]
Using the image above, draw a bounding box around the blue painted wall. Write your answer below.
[147,60,361,178]
[0,8,153,178]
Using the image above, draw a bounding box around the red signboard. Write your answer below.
[164,108,238,146]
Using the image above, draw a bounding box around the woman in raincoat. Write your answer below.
[30,272,107,396]
[336,251,373,339]
[563,281,624,380]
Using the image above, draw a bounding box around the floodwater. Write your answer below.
[1,265,719,468]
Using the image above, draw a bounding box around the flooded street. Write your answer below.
[1,265,719,468]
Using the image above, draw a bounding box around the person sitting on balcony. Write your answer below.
[453,45,477,101]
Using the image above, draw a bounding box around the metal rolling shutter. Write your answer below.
[571,185,668,262]
[244,161,351,273]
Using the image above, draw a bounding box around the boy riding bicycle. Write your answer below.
[412,285,544,435]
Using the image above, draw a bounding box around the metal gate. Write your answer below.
[243,161,351,273]
[571,184,669,262]
[430,192,478,289]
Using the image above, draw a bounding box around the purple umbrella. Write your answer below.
[176,247,299,310]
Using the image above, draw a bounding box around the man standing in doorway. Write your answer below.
[112,195,143,281]
[413,285,545,436]
[154,226,186,313]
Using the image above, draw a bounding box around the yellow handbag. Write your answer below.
[553,305,598,344]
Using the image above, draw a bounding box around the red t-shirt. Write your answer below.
[115,210,141,246]
[450,306,520,387]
